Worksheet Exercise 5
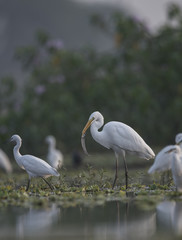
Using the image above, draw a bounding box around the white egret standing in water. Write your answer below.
[148,133,182,174]
[0,148,12,173]
[11,134,60,191]
[81,111,155,189]
[45,135,63,170]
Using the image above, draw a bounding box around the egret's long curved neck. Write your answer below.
[90,121,105,147]
[174,150,182,164]
[13,140,22,161]
[179,142,182,148]
[48,140,56,150]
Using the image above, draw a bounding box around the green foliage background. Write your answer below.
[1,3,182,155]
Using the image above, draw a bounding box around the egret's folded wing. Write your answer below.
[21,155,59,176]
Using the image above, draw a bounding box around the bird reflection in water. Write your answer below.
[94,201,156,239]
[2,200,182,239]
[16,204,60,239]
[156,201,182,236]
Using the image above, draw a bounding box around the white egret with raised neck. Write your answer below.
[11,134,60,191]
[81,111,155,189]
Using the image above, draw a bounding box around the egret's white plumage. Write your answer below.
[175,133,182,146]
[148,145,174,174]
[148,133,182,174]
[11,134,60,191]
[81,111,155,189]
[0,149,12,173]
[45,135,63,170]
[170,145,182,192]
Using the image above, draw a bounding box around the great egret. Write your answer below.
[81,111,155,189]
[148,133,182,174]
[0,149,12,173]
[167,145,182,192]
[45,135,63,170]
[11,134,60,191]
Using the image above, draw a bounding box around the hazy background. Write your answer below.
[0,0,182,78]
[0,0,182,155]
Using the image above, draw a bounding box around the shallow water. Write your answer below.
[0,199,182,240]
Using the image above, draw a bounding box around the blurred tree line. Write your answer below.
[0,3,182,155]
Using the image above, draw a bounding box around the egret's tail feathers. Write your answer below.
[137,148,155,160]
[52,168,60,177]
[145,147,155,160]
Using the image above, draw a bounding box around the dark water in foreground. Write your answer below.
[0,200,181,240]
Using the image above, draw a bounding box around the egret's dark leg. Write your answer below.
[161,172,165,185]
[167,170,172,186]
[26,179,31,191]
[41,177,54,190]
[112,155,118,189]
[123,156,128,190]
[167,170,170,182]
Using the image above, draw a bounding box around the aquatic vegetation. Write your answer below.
[0,161,180,210]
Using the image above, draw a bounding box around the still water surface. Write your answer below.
[0,200,181,240]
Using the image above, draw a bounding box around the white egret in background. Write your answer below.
[167,145,182,192]
[148,133,182,174]
[45,135,63,170]
[148,145,174,174]
[0,148,12,173]
[11,134,60,191]
[81,111,155,189]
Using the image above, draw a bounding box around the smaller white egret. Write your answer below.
[148,133,182,174]
[81,111,155,189]
[11,134,60,191]
[45,135,63,170]
[0,148,12,173]
[166,145,182,192]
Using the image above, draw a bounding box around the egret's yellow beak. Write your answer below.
[81,117,94,137]
[81,117,94,156]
